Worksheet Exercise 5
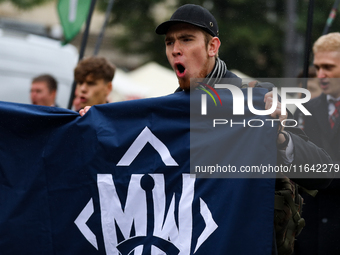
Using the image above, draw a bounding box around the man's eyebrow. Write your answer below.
[314,63,335,68]
[84,78,96,83]
[178,34,196,39]
[165,35,174,42]
[165,33,196,41]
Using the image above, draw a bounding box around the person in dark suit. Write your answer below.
[294,32,340,255]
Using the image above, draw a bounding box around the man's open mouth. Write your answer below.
[175,63,186,77]
[176,64,185,73]
[320,80,329,88]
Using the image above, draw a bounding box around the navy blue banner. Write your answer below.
[0,90,276,255]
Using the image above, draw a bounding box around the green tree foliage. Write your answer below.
[98,0,168,67]
[98,0,340,77]
[297,0,340,46]
[184,0,286,77]
[0,0,51,9]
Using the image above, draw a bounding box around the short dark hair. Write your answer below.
[201,29,219,58]
[32,74,58,92]
[74,56,116,83]
[203,30,213,48]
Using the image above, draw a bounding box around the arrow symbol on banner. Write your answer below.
[117,126,178,166]
[194,198,218,253]
[74,198,98,250]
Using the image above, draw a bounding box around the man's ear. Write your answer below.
[51,90,57,101]
[106,81,113,95]
[208,37,221,57]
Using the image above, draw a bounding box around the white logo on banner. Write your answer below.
[117,126,178,166]
[75,126,217,254]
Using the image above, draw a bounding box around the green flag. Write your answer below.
[57,0,92,44]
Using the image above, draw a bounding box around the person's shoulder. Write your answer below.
[305,93,326,109]
[223,70,242,87]
[223,70,239,79]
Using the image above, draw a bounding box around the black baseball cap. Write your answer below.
[155,4,219,37]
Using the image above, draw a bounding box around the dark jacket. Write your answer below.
[175,72,333,188]
[176,70,333,254]
[294,93,340,255]
[301,93,340,162]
